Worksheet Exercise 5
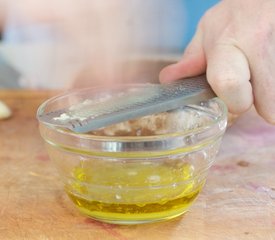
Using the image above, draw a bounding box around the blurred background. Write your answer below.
[0,0,218,89]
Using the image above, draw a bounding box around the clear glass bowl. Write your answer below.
[37,85,227,225]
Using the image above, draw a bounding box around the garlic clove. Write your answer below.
[0,100,12,120]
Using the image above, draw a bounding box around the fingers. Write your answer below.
[160,33,253,114]
[159,27,206,83]
[206,43,253,114]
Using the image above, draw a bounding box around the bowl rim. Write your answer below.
[37,84,228,142]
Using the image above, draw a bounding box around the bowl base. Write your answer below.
[67,188,201,225]
[77,205,189,225]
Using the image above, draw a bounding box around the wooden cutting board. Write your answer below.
[0,90,274,240]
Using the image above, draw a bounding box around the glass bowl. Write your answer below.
[37,85,227,225]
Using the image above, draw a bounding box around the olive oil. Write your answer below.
[65,159,204,224]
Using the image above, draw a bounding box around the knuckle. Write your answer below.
[208,73,241,93]
[198,7,218,29]
[201,8,215,22]
[208,73,253,114]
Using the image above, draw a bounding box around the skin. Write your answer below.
[160,0,275,124]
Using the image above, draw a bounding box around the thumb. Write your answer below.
[160,27,206,83]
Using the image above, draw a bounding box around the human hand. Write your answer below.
[160,0,275,124]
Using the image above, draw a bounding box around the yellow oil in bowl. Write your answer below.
[65,158,204,224]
